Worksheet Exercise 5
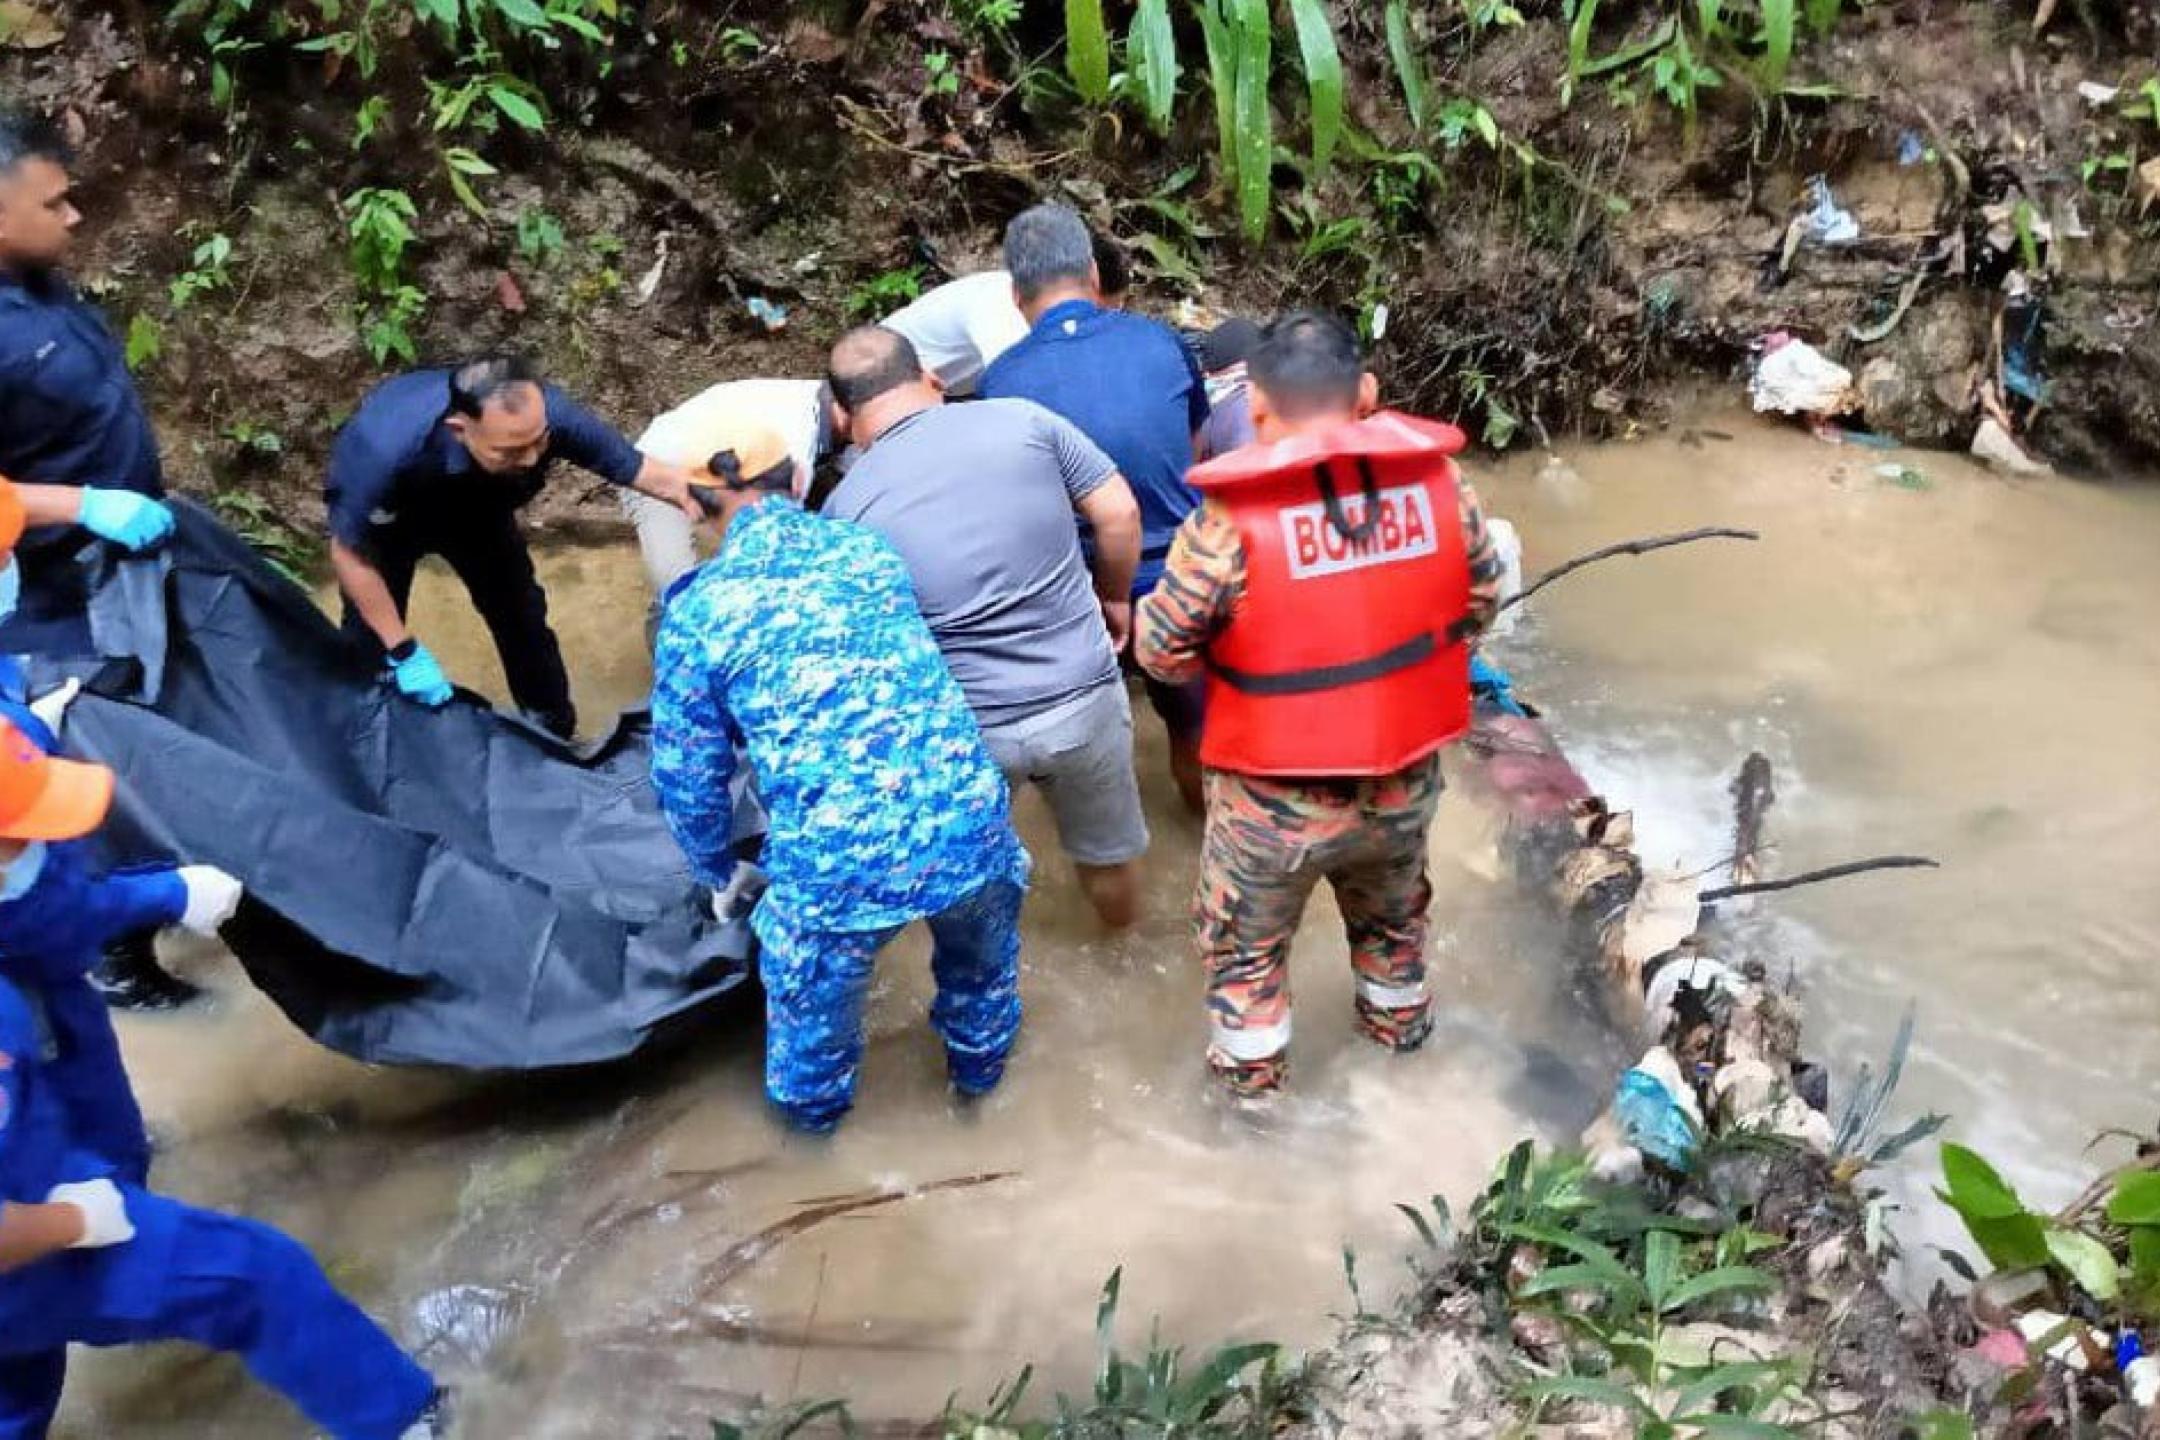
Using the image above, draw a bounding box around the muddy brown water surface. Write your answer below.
[65,414,2160,1436]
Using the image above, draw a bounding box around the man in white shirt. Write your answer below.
[878,235,1130,397]
[627,377,830,603]
[878,271,1028,397]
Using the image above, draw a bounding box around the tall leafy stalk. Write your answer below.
[1196,0,1272,245]
[1562,0,1598,105]
[1128,0,1180,136]
[1065,0,1112,104]
[1385,0,1430,131]
[1229,0,1273,245]
[1288,0,1343,174]
[1757,0,1795,92]
[1196,1,1238,199]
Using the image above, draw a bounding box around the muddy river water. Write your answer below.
[61,414,2160,1436]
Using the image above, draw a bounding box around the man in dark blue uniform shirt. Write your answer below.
[326,354,698,739]
[979,203,1212,814]
[0,109,195,1010]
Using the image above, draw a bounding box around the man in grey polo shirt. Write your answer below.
[823,326,1149,929]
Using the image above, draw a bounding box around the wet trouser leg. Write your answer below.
[439,510,575,739]
[1194,771,1326,1096]
[0,1190,434,1440]
[753,878,1028,1131]
[1321,811,1442,1049]
[43,974,150,1184]
[0,1352,64,1440]
[1325,761,1445,1053]
[923,880,1026,1097]
[753,905,890,1133]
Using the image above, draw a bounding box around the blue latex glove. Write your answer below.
[78,489,176,552]
[390,642,453,707]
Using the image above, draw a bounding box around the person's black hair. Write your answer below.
[827,326,924,412]
[0,109,69,176]
[448,354,543,418]
[1248,310,1364,419]
[689,449,795,515]
[1091,231,1130,300]
[1202,317,1263,375]
[1003,203,1095,304]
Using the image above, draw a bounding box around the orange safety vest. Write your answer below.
[1189,410,1475,778]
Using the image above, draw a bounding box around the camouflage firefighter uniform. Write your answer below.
[1137,489,1501,1096]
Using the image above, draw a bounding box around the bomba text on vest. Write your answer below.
[1279,484,1440,580]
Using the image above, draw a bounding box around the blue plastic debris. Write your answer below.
[1471,654,1528,717]
[1804,175,1861,247]
[2003,303,2047,404]
[745,295,789,332]
[1614,1068,1700,1171]
[1897,131,1926,167]
[2117,1330,2144,1372]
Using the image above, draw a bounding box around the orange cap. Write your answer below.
[0,479,23,557]
[0,719,114,841]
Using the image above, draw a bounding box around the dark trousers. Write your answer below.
[341,505,576,738]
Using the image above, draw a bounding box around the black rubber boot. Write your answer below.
[90,932,202,1011]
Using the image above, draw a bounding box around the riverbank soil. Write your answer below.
[5,0,2160,558]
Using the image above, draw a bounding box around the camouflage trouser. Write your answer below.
[752,879,1027,1132]
[1194,756,1444,1096]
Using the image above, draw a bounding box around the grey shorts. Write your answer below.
[979,681,1150,867]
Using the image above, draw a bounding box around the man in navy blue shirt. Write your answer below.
[0,111,180,639]
[980,203,1211,813]
[0,109,200,1011]
[326,355,697,739]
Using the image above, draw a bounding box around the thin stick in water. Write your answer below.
[1700,855,1939,904]
[1501,526,1761,612]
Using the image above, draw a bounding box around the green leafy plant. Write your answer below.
[209,489,312,583]
[961,0,1023,34]
[168,232,235,311]
[717,26,764,63]
[515,207,566,266]
[1126,0,1180,137]
[1938,1144,2114,1293]
[344,188,426,366]
[442,147,500,220]
[1435,97,1502,151]
[124,314,164,374]
[351,93,391,150]
[1065,0,1112,104]
[924,48,961,97]
[219,420,284,458]
[1462,0,1527,30]
[1287,0,1343,175]
[938,1269,1289,1438]
[845,265,926,320]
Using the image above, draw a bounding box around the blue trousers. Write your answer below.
[35,977,148,1185]
[0,1187,434,1440]
[754,879,1026,1132]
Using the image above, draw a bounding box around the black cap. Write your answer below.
[1202,318,1263,375]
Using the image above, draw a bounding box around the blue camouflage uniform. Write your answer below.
[0,976,436,1439]
[650,500,1030,1131]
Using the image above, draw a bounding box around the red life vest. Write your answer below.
[1189,410,1475,778]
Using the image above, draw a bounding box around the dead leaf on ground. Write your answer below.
[0,0,66,50]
